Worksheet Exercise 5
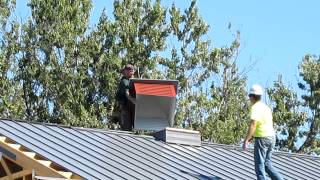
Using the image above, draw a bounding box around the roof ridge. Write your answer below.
[0,117,73,128]
[0,118,149,137]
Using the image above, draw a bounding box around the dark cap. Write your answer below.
[123,64,134,71]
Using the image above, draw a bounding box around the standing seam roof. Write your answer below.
[55,127,150,180]
[0,119,320,180]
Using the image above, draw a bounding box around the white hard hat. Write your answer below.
[249,84,263,95]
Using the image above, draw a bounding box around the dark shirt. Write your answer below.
[116,77,131,104]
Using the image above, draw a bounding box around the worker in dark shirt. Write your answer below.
[116,64,136,131]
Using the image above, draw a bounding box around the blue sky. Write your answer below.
[15,0,320,92]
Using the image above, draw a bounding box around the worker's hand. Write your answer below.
[125,90,130,97]
[242,140,249,151]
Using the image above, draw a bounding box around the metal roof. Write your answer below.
[0,119,319,180]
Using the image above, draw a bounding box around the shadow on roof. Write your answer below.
[180,170,223,180]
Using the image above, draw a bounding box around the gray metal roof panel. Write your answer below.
[0,119,319,180]
[51,127,149,180]
[0,120,117,179]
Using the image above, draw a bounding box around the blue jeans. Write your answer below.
[254,137,283,180]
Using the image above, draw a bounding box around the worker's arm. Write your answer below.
[242,120,257,151]
[125,89,136,105]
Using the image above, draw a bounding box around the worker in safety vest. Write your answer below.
[243,84,283,180]
[116,64,136,131]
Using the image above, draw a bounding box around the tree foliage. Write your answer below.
[0,0,25,119]
[0,0,272,146]
[2,0,319,152]
[297,55,320,153]
[0,0,15,28]
[199,33,250,144]
[268,55,320,154]
[267,76,306,152]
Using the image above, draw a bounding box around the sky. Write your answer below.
[14,0,320,92]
